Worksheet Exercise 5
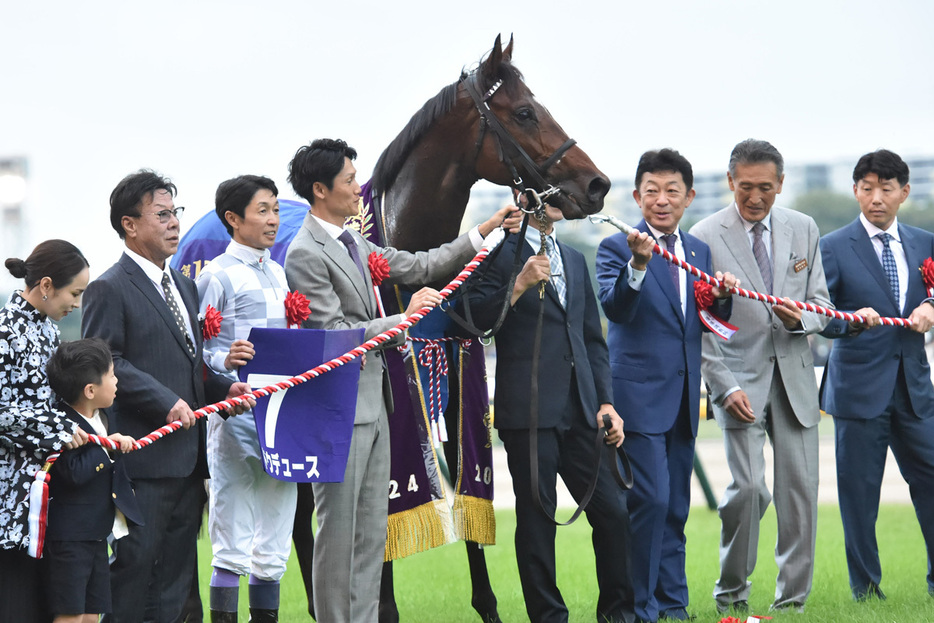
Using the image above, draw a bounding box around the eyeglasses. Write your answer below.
[133,207,185,224]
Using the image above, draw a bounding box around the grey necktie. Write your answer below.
[877,232,900,304]
[161,272,195,356]
[544,237,567,308]
[752,222,773,294]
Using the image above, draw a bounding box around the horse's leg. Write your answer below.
[379,560,400,623]
[442,369,501,623]
[465,542,501,623]
[292,483,316,619]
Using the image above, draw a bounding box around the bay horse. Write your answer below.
[362,34,610,622]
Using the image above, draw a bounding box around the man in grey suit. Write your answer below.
[82,170,253,622]
[689,139,831,614]
[284,138,517,622]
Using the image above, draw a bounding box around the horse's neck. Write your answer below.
[380,117,479,252]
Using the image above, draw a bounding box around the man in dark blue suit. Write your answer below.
[467,199,635,623]
[82,170,253,623]
[820,149,934,602]
[596,149,735,622]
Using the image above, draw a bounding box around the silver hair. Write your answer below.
[728,139,784,178]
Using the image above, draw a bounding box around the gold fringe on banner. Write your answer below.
[453,493,496,546]
[384,498,456,561]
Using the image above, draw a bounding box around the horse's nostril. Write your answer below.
[587,176,611,202]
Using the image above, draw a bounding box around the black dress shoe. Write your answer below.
[854,583,886,602]
[769,601,805,613]
[659,608,696,620]
[715,600,748,614]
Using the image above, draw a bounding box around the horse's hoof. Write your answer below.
[472,593,501,623]
[378,603,400,623]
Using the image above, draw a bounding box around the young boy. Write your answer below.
[43,338,142,623]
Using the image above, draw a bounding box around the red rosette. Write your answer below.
[202,305,223,341]
[694,280,715,311]
[285,291,311,328]
[921,257,934,294]
[368,252,390,286]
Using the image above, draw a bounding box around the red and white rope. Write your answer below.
[591,214,913,328]
[76,247,494,454]
[408,335,473,444]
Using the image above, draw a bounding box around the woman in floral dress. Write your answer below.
[0,240,91,622]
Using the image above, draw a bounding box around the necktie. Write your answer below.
[661,233,680,295]
[338,229,366,279]
[544,237,567,308]
[877,232,900,304]
[161,272,195,356]
[752,222,773,294]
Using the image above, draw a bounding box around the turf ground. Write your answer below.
[196,504,934,622]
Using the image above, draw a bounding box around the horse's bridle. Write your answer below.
[461,70,577,214]
[459,70,634,526]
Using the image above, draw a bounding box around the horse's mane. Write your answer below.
[371,61,524,194]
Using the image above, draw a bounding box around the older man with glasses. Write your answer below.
[82,169,253,623]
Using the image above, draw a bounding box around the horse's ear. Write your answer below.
[502,34,513,63]
[481,34,504,81]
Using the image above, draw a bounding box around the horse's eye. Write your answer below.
[513,107,536,123]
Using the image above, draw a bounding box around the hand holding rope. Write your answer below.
[590,213,914,328]
[61,243,502,455]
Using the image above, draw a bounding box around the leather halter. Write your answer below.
[461,70,577,210]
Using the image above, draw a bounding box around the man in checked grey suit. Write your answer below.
[284,138,518,622]
[689,139,831,614]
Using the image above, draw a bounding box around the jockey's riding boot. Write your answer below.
[248,608,278,622]
[209,611,237,623]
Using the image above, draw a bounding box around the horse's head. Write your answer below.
[467,35,610,219]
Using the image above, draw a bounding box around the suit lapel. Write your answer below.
[681,232,700,327]
[119,254,194,358]
[850,221,898,312]
[718,208,767,293]
[60,403,99,436]
[554,240,576,314]
[305,214,374,315]
[770,209,792,296]
[900,224,925,314]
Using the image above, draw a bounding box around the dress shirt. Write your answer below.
[124,247,195,342]
[859,213,908,313]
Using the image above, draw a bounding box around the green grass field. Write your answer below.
[196,504,934,622]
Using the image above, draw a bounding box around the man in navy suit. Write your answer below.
[820,149,934,601]
[467,199,635,623]
[82,170,252,623]
[596,149,735,622]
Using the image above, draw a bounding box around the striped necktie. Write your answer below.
[752,222,773,294]
[544,237,567,308]
[161,272,195,356]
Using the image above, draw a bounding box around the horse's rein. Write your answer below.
[459,69,634,523]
